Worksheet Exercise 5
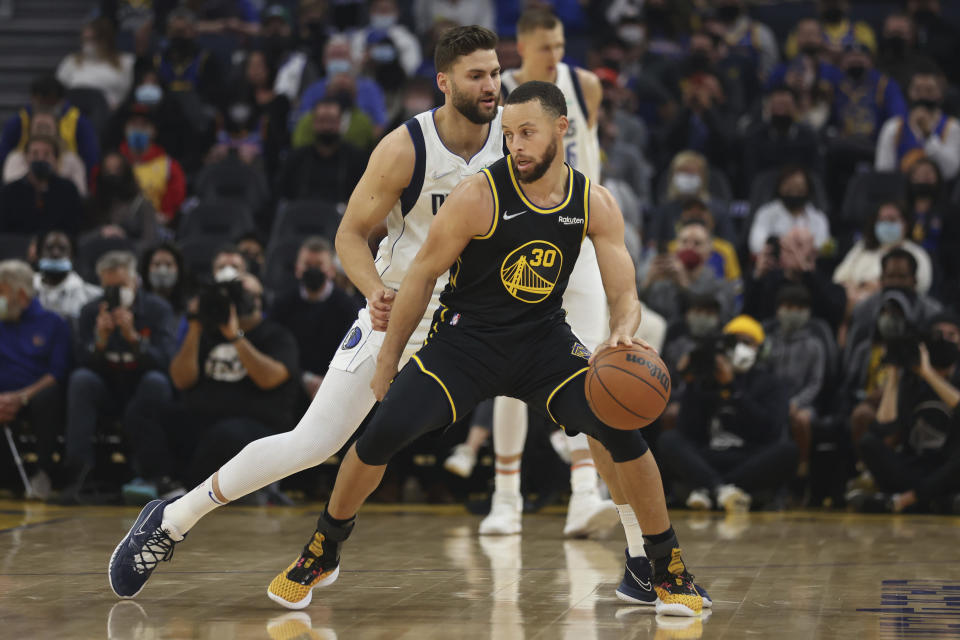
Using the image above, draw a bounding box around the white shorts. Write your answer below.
[328,306,434,375]
[563,238,608,352]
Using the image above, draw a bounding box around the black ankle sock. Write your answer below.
[322,506,356,528]
[643,526,679,571]
[643,526,675,547]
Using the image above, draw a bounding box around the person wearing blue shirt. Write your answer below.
[0,260,71,495]
[295,35,387,131]
[832,42,906,141]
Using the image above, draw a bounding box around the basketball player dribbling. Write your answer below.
[265,82,706,618]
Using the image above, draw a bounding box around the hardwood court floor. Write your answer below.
[2,500,959,639]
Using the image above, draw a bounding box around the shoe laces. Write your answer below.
[133,528,177,575]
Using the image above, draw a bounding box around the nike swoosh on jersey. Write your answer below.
[503,210,528,221]
[431,169,456,180]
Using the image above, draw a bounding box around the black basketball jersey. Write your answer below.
[438,155,591,326]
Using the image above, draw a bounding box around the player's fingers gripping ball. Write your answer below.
[585,344,671,430]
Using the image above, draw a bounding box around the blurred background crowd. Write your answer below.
[2,0,960,517]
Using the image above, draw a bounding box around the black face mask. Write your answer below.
[800,44,821,58]
[846,64,867,82]
[928,337,959,369]
[770,114,794,132]
[332,91,353,111]
[910,98,941,111]
[910,182,940,200]
[30,160,53,181]
[716,5,741,22]
[315,131,341,146]
[301,267,327,291]
[821,8,845,24]
[781,194,808,210]
[881,35,908,57]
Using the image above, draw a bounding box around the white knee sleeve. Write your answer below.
[492,396,528,458]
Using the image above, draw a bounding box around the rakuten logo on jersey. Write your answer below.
[558,216,584,225]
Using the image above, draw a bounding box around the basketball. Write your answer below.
[585,344,671,430]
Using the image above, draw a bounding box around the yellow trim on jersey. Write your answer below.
[545,366,590,425]
[506,155,574,214]
[440,307,448,322]
[582,177,591,243]
[411,354,457,422]
[474,168,499,240]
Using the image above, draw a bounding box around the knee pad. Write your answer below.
[595,426,650,463]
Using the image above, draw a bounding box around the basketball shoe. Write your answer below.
[478,491,522,535]
[652,548,703,617]
[716,484,751,513]
[617,550,712,609]
[563,490,620,538]
[444,444,477,478]
[268,511,355,609]
[109,498,185,598]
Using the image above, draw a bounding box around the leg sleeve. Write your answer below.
[354,360,461,466]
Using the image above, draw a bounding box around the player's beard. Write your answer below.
[450,79,498,125]
[514,137,558,183]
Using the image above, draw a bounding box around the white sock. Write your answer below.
[616,504,646,558]
[570,460,598,494]
[494,459,521,495]
[163,361,378,533]
[491,396,527,496]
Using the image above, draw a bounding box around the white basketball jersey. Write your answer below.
[503,64,608,346]
[373,107,505,344]
[502,63,600,182]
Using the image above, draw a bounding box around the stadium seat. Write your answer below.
[178,235,230,278]
[269,199,341,244]
[262,237,305,293]
[178,200,254,239]
[838,171,907,232]
[194,154,269,213]
[0,233,33,261]
[75,234,135,283]
[65,87,110,135]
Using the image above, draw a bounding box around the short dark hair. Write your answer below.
[313,97,342,113]
[301,236,333,254]
[30,75,64,101]
[686,292,721,312]
[504,80,567,118]
[881,247,918,276]
[434,25,498,73]
[777,284,812,308]
[517,8,560,34]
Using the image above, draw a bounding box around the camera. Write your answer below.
[683,333,737,381]
[883,327,922,368]
[104,285,122,310]
[197,279,247,332]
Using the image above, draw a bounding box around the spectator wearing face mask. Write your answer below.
[642,220,737,325]
[62,250,175,502]
[268,237,359,407]
[748,166,831,257]
[784,0,876,63]
[850,313,960,513]
[280,98,368,205]
[56,17,134,111]
[663,199,741,286]
[0,260,71,499]
[766,285,829,479]
[140,243,186,318]
[117,104,186,225]
[712,0,779,79]
[660,314,797,513]
[88,151,159,252]
[831,42,906,142]
[745,227,847,332]
[151,8,224,103]
[350,0,421,77]
[292,74,378,153]
[296,35,388,134]
[0,136,83,238]
[903,157,954,256]
[906,0,960,88]
[2,111,87,195]
[876,12,939,92]
[653,150,734,243]
[875,68,959,181]
[230,49,290,182]
[742,86,822,187]
[833,201,933,304]
[258,3,320,102]
[32,230,102,321]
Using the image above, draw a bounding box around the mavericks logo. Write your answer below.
[341,327,362,350]
[500,240,564,303]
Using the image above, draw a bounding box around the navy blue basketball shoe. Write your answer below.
[109,498,185,598]
[615,549,658,605]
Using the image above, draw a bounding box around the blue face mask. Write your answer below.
[326,59,352,77]
[875,221,903,245]
[38,257,72,273]
[126,129,151,153]
[134,83,163,105]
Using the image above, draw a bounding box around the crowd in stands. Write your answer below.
[2,0,960,516]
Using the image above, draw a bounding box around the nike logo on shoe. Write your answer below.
[626,565,653,591]
[503,210,528,220]
[133,502,163,536]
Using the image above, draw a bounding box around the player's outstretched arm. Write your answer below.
[371,174,494,399]
[587,183,647,356]
[335,125,416,328]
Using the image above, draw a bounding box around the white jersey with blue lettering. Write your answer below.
[373,106,505,347]
[502,64,609,348]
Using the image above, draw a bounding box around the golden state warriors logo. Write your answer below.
[500,240,563,303]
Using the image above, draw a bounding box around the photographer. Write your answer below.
[124,272,299,500]
[63,251,175,500]
[851,314,960,512]
[659,315,797,512]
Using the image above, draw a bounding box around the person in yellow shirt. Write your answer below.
[667,198,742,285]
[785,0,877,64]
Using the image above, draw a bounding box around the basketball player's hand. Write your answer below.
[369,287,396,331]
[590,336,656,364]
[371,359,398,401]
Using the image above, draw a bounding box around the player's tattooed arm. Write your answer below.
[371,174,494,400]
[336,124,416,329]
[587,183,651,359]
